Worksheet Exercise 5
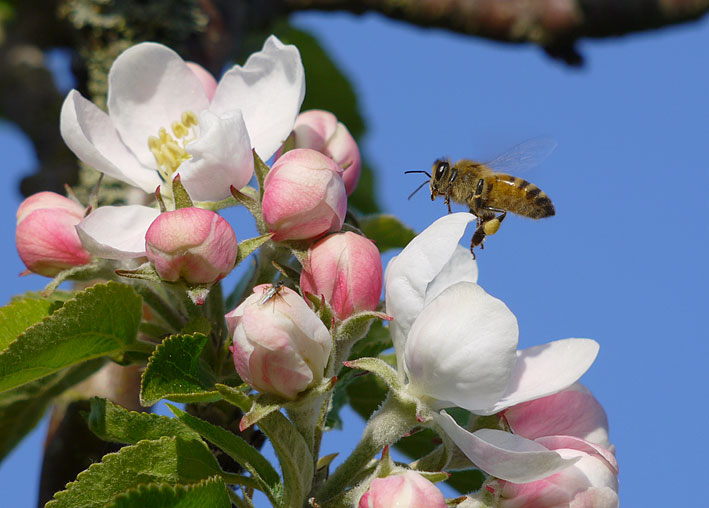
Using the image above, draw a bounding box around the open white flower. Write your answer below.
[62,36,305,258]
[384,213,600,483]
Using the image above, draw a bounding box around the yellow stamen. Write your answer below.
[146,110,199,180]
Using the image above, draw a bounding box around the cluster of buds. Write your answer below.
[11,35,619,508]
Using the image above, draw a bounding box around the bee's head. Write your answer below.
[430,158,451,199]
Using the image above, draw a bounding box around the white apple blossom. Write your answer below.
[62,36,305,258]
[384,213,600,483]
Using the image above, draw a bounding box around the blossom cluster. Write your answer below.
[13,36,618,507]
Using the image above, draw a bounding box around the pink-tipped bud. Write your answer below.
[300,232,382,321]
[358,471,447,508]
[15,191,91,277]
[262,148,347,242]
[287,110,361,195]
[145,207,237,284]
[186,62,218,101]
[226,284,332,400]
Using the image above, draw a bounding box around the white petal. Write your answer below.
[405,282,518,410]
[60,90,161,193]
[434,411,578,483]
[107,42,210,167]
[385,213,476,363]
[481,339,600,415]
[423,244,478,306]
[210,35,305,160]
[76,205,160,259]
[178,110,254,201]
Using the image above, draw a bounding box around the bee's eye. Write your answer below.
[435,162,448,180]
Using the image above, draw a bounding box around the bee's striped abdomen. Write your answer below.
[491,174,555,219]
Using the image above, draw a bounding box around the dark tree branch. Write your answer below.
[280,0,709,64]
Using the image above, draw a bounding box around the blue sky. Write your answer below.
[2,10,709,506]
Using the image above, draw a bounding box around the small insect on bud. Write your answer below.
[262,148,347,242]
[226,284,332,400]
[145,207,237,284]
[300,232,383,321]
[15,192,91,277]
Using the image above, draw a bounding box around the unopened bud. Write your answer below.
[262,148,347,242]
[145,207,237,284]
[15,192,91,277]
[300,232,382,320]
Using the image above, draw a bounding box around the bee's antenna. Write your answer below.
[407,180,430,200]
[404,170,432,177]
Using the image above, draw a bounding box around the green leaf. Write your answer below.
[0,295,56,350]
[46,436,224,508]
[359,214,416,252]
[216,384,313,507]
[0,282,142,393]
[140,334,219,406]
[0,359,104,462]
[87,398,200,444]
[169,404,283,506]
[108,476,231,508]
[447,469,485,495]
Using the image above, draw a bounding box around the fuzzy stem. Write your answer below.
[314,392,418,503]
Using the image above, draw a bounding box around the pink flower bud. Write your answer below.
[494,385,619,508]
[15,192,91,277]
[145,207,237,284]
[300,232,382,321]
[226,284,332,400]
[186,62,218,101]
[289,110,361,195]
[262,148,347,242]
[358,471,447,508]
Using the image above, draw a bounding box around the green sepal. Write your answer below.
[171,174,194,209]
[335,310,391,345]
[115,261,162,282]
[0,282,141,393]
[106,476,231,508]
[45,436,223,508]
[236,233,274,266]
[168,404,283,506]
[344,357,400,390]
[140,334,220,406]
[87,397,201,444]
[253,149,271,199]
[359,214,416,252]
[239,392,285,430]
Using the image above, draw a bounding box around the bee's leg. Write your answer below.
[445,169,459,214]
[470,178,486,215]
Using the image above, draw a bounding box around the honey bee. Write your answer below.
[406,138,556,256]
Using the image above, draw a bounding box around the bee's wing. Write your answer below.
[484,137,557,173]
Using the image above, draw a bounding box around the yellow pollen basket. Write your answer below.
[148,111,199,180]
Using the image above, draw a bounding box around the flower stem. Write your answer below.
[314,392,418,503]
